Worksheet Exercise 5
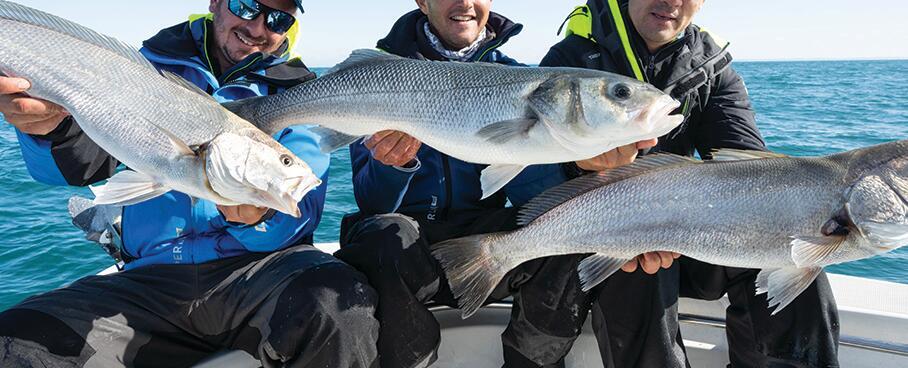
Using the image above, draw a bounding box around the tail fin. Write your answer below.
[430,233,508,319]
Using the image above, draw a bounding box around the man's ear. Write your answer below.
[415,0,429,15]
[209,0,219,14]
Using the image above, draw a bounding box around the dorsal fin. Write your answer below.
[160,71,215,101]
[325,49,401,75]
[517,154,700,226]
[709,149,788,162]
[0,1,155,70]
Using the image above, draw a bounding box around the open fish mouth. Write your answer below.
[273,175,322,217]
[634,96,683,133]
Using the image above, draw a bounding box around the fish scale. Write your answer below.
[0,1,319,215]
[226,49,684,166]
[431,143,908,318]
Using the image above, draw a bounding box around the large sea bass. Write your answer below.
[432,141,908,317]
[0,1,319,216]
[225,49,684,198]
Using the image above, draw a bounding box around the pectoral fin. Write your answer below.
[90,170,170,206]
[149,122,197,157]
[755,266,823,315]
[475,118,538,144]
[790,235,845,268]
[479,164,526,200]
[577,253,632,292]
[310,126,363,153]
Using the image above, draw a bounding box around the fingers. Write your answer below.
[0,77,30,94]
[363,130,395,150]
[621,256,639,273]
[622,251,679,274]
[366,130,421,167]
[575,142,641,171]
[657,251,674,269]
[640,252,662,274]
[369,134,404,164]
[0,77,69,135]
[217,204,269,225]
[636,138,659,150]
[6,96,65,115]
[5,111,69,135]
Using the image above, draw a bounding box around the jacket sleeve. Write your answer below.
[693,66,767,157]
[214,126,329,251]
[15,116,119,186]
[349,139,420,214]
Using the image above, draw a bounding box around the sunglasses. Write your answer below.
[227,0,299,34]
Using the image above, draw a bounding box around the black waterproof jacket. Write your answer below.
[541,0,766,163]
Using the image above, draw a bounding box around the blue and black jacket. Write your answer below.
[350,10,567,221]
[15,15,326,270]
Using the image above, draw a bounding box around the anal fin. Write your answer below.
[577,253,632,292]
[90,170,171,206]
[755,266,823,315]
[479,164,526,199]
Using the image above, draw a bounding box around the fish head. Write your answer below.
[549,73,683,150]
[837,157,908,260]
[204,130,322,217]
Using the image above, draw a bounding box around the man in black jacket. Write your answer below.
[540,0,840,367]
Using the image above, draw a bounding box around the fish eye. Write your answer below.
[280,154,293,167]
[612,83,632,100]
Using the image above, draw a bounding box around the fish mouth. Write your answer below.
[273,175,322,218]
[634,96,683,133]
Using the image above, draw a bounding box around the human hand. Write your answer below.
[621,251,681,274]
[364,130,422,167]
[217,204,270,225]
[575,138,659,171]
[0,76,70,135]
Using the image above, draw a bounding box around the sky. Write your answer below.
[10,0,908,67]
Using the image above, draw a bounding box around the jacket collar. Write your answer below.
[376,9,523,61]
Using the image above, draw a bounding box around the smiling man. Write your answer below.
[0,1,379,367]
[540,0,840,367]
[333,1,660,367]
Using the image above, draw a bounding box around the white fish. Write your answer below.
[432,141,908,318]
[225,49,684,198]
[0,1,320,216]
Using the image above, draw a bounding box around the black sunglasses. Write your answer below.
[227,0,299,34]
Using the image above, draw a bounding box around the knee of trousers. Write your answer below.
[347,214,421,248]
[0,308,89,359]
[337,213,426,272]
[271,264,380,343]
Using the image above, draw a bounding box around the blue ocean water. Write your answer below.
[0,60,906,310]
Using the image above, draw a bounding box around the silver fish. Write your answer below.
[225,49,684,198]
[0,1,320,216]
[432,141,908,318]
[68,196,125,266]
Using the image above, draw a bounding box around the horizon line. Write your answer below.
[307,57,908,69]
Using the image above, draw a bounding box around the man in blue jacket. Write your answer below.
[333,1,667,367]
[0,1,379,367]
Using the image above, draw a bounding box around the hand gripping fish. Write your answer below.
[431,141,908,318]
[0,1,320,216]
[224,49,684,199]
